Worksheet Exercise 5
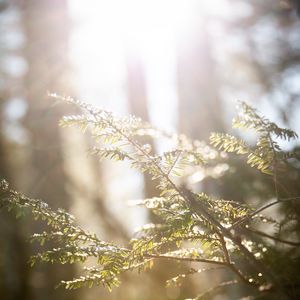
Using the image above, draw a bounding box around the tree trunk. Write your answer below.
[20,1,77,299]
[177,22,224,141]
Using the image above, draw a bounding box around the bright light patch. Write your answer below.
[68,0,229,113]
[68,0,200,127]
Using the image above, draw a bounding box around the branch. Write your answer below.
[217,232,252,285]
[232,196,300,228]
[194,280,239,300]
[145,253,229,266]
[244,227,300,247]
[166,150,182,176]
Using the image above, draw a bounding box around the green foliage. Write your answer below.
[210,102,298,175]
[1,97,300,300]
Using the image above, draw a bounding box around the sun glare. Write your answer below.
[70,0,198,49]
[68,0,203,128]
[68,0,229,124]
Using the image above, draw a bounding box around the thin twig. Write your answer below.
[232,197,300,228]
[145,253,229,266]
[167,150,182,176]
[194,280,239,300]
[244,227,300,247]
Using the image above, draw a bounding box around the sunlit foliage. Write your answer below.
[1,97,299,299]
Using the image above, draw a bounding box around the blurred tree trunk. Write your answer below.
[126,52,198,300]
[0,3,31,298]
[126,52,171,299]
[176,20,225,295]
[20,1,77,299]
[0,99,31,300]
[177,22,224,141]
[177,21,225,199]
[89,157,130,241]
[126,53,158,201]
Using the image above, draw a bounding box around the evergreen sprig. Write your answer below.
[210,102,298,175]
[1,96,299,299]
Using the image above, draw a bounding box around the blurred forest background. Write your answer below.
[0,0,300,300]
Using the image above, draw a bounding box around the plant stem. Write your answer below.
[244,227,300,246]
